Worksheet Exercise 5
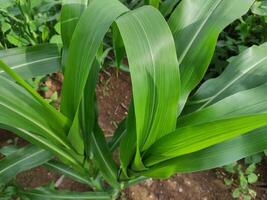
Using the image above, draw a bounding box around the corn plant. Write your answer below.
[1,0,267,199]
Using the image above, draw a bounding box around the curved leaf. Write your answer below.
[168,0,254,108]
[117,6,180,172]
[185,43,267,113]
[61,0,128,120]
[178,83,267,127]
[0,75,69,148]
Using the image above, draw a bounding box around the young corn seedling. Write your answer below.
[1,0,267,199]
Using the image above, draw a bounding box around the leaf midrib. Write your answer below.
[177,0,222,63]
[198,56,267,110]
[0,149,45,174]
[0,56,61,74]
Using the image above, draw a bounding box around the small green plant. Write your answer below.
[224,162,259,200]
[1,0,267,199]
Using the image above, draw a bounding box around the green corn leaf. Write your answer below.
[168,0,254,108]
[61,0,128,160]
[178,83,267,127]
[44,161,94,186]
[0,76,70,149]
[0,124,83,168]
[185,43,267,113]
[144,113,267,166]
[19,187,111,200]
[0,76,84,168]
[61,0,128,120]
[0,61,71,134]
[143,126,267,178]
[92,123,120,189]
[0,145,53,184]
[116,5,180,171]
[60,0,128,186]
[0,44,61,79]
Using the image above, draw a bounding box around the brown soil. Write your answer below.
[1,68,267,200]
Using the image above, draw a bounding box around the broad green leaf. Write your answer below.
[92,124,120,189]
[144,113,267,166]
[0,44,61,79]
[44,161,94,186]
[116,6,180,171]
[168,0,254,108]
[143,127,267,178]
[0,145,53,184]
[0,75,70,148]
[61,0,128,120]
[178,83,267,127]
[20,187,111,200]
[0,76,84,168]
[185,43,267,113]
[0,62,70,141]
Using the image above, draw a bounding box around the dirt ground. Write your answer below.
[1,68,267,200]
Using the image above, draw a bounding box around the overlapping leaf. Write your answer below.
[185,43,267,113]
[168,0,254,108]
[179,83,267,127]
[143,127,267,178]
[145,113,267,166]
[116,5,180,156]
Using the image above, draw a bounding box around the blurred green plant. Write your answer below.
[0,0,62,49]
[224,161,260,200]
